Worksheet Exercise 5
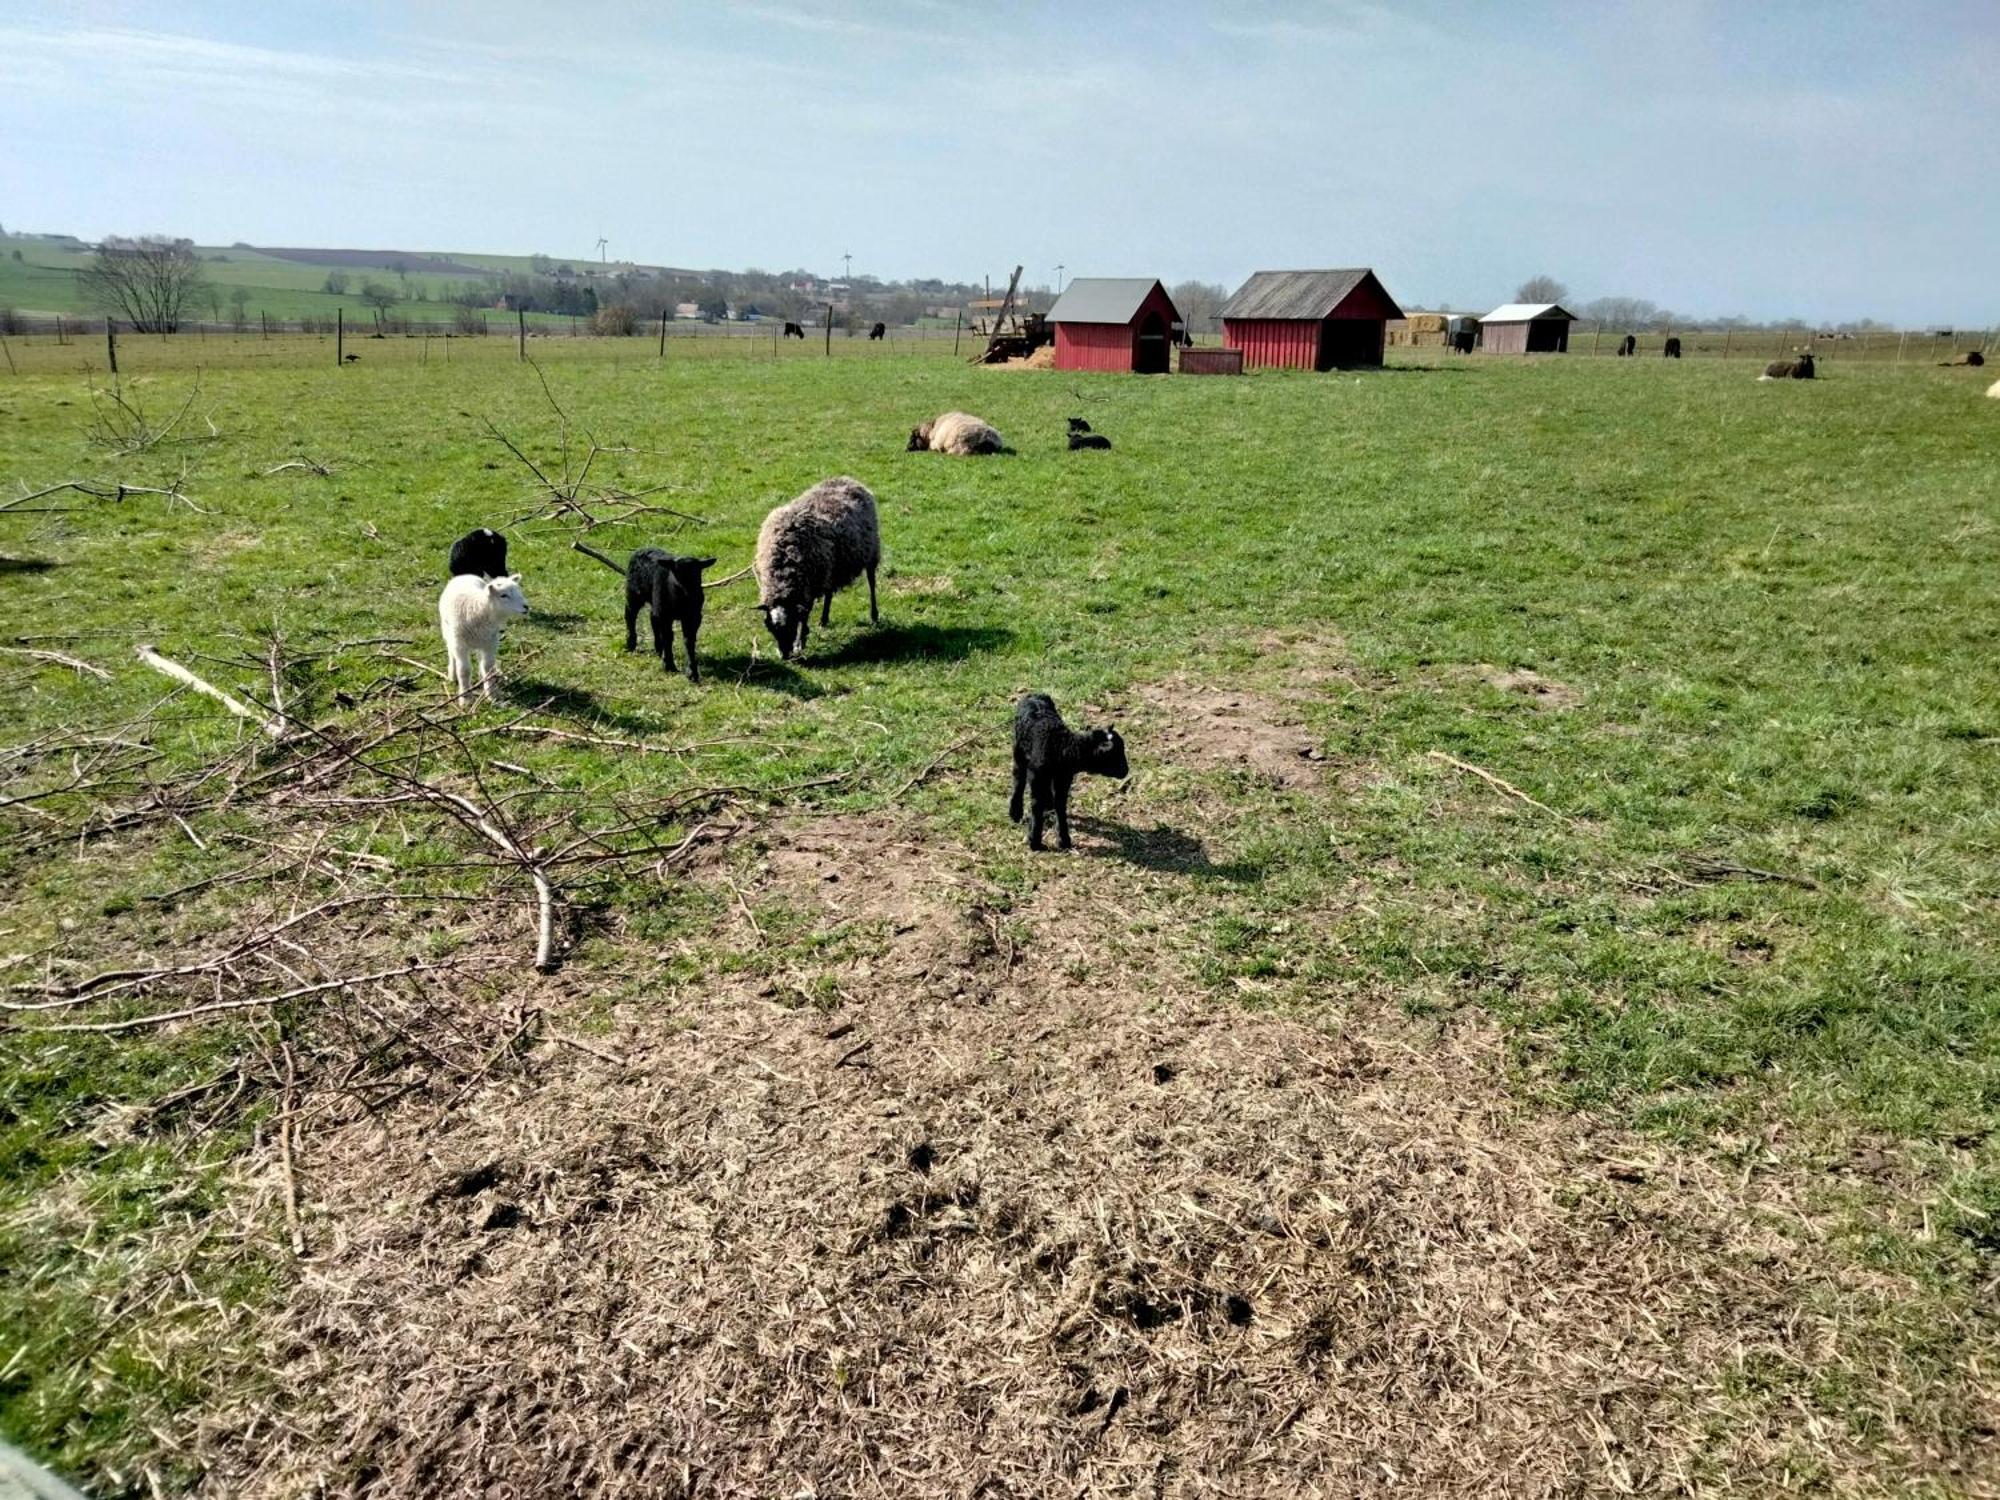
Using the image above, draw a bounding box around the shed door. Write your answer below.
[1134,313,1170,374]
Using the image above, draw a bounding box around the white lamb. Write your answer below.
[438,573,529,701]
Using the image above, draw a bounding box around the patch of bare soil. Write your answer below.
[192,818,1981,1497]
[1470,664,1582,709]
[1136,680,1327,791]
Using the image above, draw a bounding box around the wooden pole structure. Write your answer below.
[0,330,15,376]
[518,308,526,361]
[952,310,962,357]
[658,309,668,358]
[1722,327,1732,359]
[54,314,64,345]
[1592,323,1601,355]
[337,307,344,365]
[1896,329,1908,364]
[106,318,118,374]
[824,303,834,357]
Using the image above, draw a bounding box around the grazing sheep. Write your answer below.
[447,527,508,580]
[1066,416,1093,434]
[1617,334,1637,356]
[907,411,1004,455]
[754,476,880,660]
[624,549,717,682]
[783,322,805,340]
[1760,353,1816,380]
[868,322,886,341]
[1010,693,1128,852]
[1663,336,1683,359]
[439,573,529,702]
[1067,432,1112,451]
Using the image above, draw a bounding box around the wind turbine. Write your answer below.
[841,251,852,282]
[595,236,608,264]
[1055,263,1066,293]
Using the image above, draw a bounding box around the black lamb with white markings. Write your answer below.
[1010,692,1128,852]
[447,527,508,580]
[624,548,718,682]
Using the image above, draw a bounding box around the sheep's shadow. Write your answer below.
[811,623,1013,668]
[509,678,664,732]
[692,653,826,701]
[1071,816,1265,883]
[0,557,58,574]
[518,610,589,630]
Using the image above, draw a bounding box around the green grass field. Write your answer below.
[2,343,1997,1494]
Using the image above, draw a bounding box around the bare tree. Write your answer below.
[1169,279,1230,335]
[1581,295,1657,328]
[79,237,209,332]
[359,281,399,315]
[1514,275,1569,305]
[323,270,350,295]
[228,286,252,331]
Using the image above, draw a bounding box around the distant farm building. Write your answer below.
[1386,312,1450,348]
[1219,269,1404,370]
[1478,303,1577,354]
[1046,278,1182,373]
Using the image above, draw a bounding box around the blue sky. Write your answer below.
[2,1,1995,323]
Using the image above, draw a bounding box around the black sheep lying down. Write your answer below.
[1068,432,1111,450]
[1010,692,1127,851]
[624,549,717,681]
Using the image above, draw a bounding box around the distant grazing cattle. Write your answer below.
[1663,337,1682,359]
[1760,352,1816,381]
[782,322,805,340]
[1617,334,1637,357]
[868,322,886,341]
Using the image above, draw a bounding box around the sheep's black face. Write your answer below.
[906,428,928,452]
[760,603,802,659]
[675,557,716,621]
[1087,727,1128,780]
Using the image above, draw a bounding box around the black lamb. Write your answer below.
[1010,693,1128,852]
[448,527,508,580]
[1067,432,1111,451]
[1066,416,1092,434]
[624,548,717,682]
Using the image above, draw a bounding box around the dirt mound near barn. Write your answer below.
[189,812,1942,1498]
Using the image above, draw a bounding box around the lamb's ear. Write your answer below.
[693,557,718,569]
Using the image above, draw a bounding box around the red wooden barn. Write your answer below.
[1046,278,1181,373]
[1219,268,1404,370]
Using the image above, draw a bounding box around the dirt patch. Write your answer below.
[1137,679,1327,790]
[1470,664,1582,709]
[185,816,1980,1497]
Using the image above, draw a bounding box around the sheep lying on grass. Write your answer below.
[624,549,716,682]
[1067,416,1092,434]
[908,411,1004,455]
[439,573,529,701]
[447,527,508,580]
[1010,692,1127,852]
[1760,353,1816,380]
[1068,432,1111,451]
[1988,378,2000,399]
[755,476,880,660]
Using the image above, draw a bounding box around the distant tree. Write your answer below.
[1169,279,1229,335]
[9,250,20,262]
[227,286,252,331]
[528,254,555,276]
[79,236,209,332]
[1581,295,1657,328]
[591,304,638,336]
[323,270,349,295]
[699,292,730,321]
[359,280,399,314]
[1514,275,1569,305]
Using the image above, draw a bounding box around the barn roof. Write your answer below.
[1047,278,1168,325]
[1481,302,1577,323]
[1219,269,1402,322]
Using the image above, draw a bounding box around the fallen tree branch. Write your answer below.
[137,644,285,739]
[884,731,978,804]
[35,959,502,1034]
[704,564,754,591]
[571,540,626,576]
[1425,750,1569,820]
[0,646,110,680]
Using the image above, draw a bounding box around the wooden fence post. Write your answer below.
[659,309,668,358]
[825,304,834,357]
[952,310,962,357]
[337,307,344,365]
[1722,327,1731,359]
[107,318,118,374]
[518,308,526,361]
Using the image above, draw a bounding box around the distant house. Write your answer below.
[1046,278,1181,373]
[673,302,702,320]
[1477,303,1576,354]
[1219,269,1404,370]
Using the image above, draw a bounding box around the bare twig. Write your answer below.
[0,646,110,680]
[1425,751,1569,820]
[278,1034,307,1256]
[704,564,754,591]
[35,959,501,1034]
[885,732,978,804]
[571,540,627,576]
[136,644,285,739]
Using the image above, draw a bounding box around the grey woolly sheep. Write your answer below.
[1760,352,1816,380]
[754,476,881,660]
[907,411,1003,455]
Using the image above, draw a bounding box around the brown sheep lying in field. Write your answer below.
[1760,353,1815,380]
